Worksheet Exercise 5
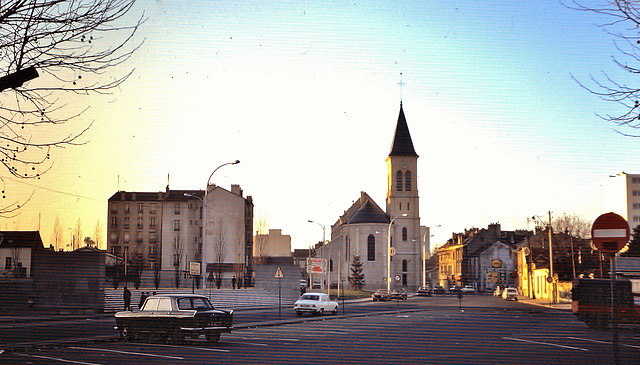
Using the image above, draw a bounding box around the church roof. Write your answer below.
[337,192,389,225]
[388,103,418,157]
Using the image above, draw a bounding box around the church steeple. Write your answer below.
[388,102,418,157]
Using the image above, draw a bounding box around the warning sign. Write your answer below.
[275,267,284,278]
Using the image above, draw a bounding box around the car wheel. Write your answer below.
[119,326,133,341]
[296,311,303,317]
[206,332,221,344]
[332,306,338,315]
[317,308,324,316]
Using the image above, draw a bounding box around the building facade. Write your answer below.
[107,184,253,287]
[603,172,640,230]
[322,103,429,291]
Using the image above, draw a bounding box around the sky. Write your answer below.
[6,0,640,251]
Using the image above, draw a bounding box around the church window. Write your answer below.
[396,170,403,191]
[399,202,402,210]
[402,227,408,241]
[367,234,376,261]
[405,171,412,191]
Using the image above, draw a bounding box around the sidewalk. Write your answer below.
[518,296,572,311]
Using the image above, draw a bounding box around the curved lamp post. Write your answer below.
[197,160,240,292]
[387,213,407,291]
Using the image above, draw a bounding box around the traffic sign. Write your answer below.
[394,275,401,282]
[274,267,284,278]
[591,212,630,253]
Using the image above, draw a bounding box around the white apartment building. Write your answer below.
[603,172,640,230]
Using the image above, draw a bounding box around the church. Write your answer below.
[320,103,429,291]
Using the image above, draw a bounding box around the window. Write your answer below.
[633,190,640,197]
[137,217,143,229]
[150,204,157,214]
[402,227,408,241]
[174,203,181,215]
[402,259,408,272]
[123,232,130,243]
[111,217,117,228]
[173,220,180,231]
[407,202,410,210]
[110,205,118,214]
[367,234,376,261]
[634,216,640,222]
[123,217,130,229]
[396,170,403,191]
[633,177,640,184]
[5,257,11,270]
[124,204,130,214]
[634,203,640,210]
[137,203,143,214]
[150,217,156,228]
[405,171,411,191]
[157,298,172,311]
[399,202,402,210]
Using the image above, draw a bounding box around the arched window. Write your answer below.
[402,227,408,241]
[367,234,376,261]
[405,171,412,191]
[396,170,403,191]
[402,259,408,272]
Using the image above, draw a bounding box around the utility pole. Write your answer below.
[548,211,556,304]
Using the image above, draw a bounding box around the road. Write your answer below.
[1,294,639,364]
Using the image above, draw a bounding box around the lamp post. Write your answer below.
[308,220,326,292]
[387,213,407,292]
[196,160,240,293]
[532,212,556,304]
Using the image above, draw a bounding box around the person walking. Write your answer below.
[123,286,131,311]
[139,291,148,309]
[231,276,237,289]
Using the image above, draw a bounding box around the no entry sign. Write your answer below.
[591,212,630,253]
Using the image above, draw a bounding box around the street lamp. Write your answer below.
[532,212,556,304]
[197,160,240,293]
[308,220,326,293]
[387,213,407,292]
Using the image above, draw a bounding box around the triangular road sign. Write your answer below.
[275,267,284,278]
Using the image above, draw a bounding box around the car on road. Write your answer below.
[416,286,432,297]
[502,287,518,301]
[390,288,407,300]
[293,292,339,316]
[372,289,391,301]
[114,294,233,343]
[433,285,445,294]
[449,285,460,293]
[461,285,476,294]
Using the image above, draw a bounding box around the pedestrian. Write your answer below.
[123,286,131,311]
[139,291,148,309]
[231,276,237,289]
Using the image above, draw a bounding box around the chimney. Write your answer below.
[231,184,243,196]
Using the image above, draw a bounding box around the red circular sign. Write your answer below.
[591,212,630,253]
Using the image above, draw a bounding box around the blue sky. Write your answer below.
[8,0,640,250]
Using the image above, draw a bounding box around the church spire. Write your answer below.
[388,103,418,157]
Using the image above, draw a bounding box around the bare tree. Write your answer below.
[253,214,269,263]
[567,1,640,135]
[0,0,143,215]
[72,218,82,251]
[93,220,103,249]
[50,215,62,250]
[552,213,592,239]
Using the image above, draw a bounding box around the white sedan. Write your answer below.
[293,293,339,316]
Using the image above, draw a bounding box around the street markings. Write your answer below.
[16,353,105,365]
[502,337,589,352]
[69,346,185,359]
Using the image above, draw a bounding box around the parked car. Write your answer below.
[433,285,445,294]
[390,288,407,300]
[293,292,338,316]
[449,285,460,293]
[372,289,391,301]
[114,294,233,343]
[502,287,518,301]
[461,285,476,294]
[416,286,432,297]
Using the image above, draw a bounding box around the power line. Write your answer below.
[4,176,103,202]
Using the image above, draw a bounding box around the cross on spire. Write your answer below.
[397,72,405,104]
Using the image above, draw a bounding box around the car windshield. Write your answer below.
[301,294,319,301]
[177,297,214,310]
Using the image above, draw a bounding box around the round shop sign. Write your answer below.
[491,259,502,268]
[394,275,401,282]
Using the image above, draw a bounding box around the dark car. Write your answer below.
[433,285,445,294]
[390,288,407,300]
[416,286,432,297]
[372,289,391,301]
[114,294,233,343]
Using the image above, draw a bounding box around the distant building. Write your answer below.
[437,223,530,291]
[0,231,44,278]
[254,229,292,258]
[603,172,640,230]
[107,184,254,287]
[323,103,429,290]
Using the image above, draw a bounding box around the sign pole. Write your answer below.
[275,267,284,319]
[610,254,619,365]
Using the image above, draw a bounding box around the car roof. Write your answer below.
[147,294,209,299]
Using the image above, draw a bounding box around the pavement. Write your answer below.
[517,296,572,311]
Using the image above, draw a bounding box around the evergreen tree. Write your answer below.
[349,256,365,290]
[622,225,640,257]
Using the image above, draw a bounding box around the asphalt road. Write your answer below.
[2,294,639,364]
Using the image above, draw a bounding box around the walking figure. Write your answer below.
[139,291,148,309]
[231,276,237,289]
[123,286,131,311]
